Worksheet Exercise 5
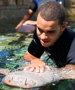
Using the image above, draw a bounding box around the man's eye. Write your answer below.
[48,31,56,33]
[38,27,41,30]
[38,27,43,32]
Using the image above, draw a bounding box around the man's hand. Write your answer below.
[23,20,37,26]
[15,9,34,29]
[23,51,50,73]
[24,59,50,73]
[15,23,23,29]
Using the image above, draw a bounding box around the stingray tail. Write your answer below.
[0,68,10,75]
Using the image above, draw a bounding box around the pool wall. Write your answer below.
[0,0,75,20]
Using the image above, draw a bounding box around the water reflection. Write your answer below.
[0,17,75,90]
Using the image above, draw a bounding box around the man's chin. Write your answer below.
[41,44,50,47]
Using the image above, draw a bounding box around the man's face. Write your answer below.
[37,13,67,47]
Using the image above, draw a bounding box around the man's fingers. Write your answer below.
[40,66,45,73]
[45,65,51,70]
[24,66,31,71]
[24,65,51,73]
[35,67,40,73]
[23,23,26,25]
[24,63,50,73]
[30,67,35,72]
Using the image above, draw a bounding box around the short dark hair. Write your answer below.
[38,1,65,25]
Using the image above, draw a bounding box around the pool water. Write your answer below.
[0,17,75,90]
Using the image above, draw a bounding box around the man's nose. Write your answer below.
[41,32,48,39]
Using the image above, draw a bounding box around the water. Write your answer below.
[0,17,75,90]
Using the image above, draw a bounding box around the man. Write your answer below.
[23,1,75,73]
[15,0,65,29]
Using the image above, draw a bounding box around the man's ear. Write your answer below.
[61,22,68,32]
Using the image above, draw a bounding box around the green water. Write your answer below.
[0,17,75,90]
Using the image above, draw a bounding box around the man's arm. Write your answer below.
[15,9,34,29]
[15,0,38,29]
[23,51,50,73]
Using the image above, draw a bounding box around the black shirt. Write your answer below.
[28,27,75,67]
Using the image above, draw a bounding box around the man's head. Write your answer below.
[37,1,68,47]
[38,1,65,25]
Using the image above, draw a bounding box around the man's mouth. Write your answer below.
[41,40,49,44]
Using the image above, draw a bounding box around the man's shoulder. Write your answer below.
[29,0,38,12]
[65,26,75,37]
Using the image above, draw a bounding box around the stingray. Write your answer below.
[0,63,75,89]
[0,25,35,34]
[16,25,35,33]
